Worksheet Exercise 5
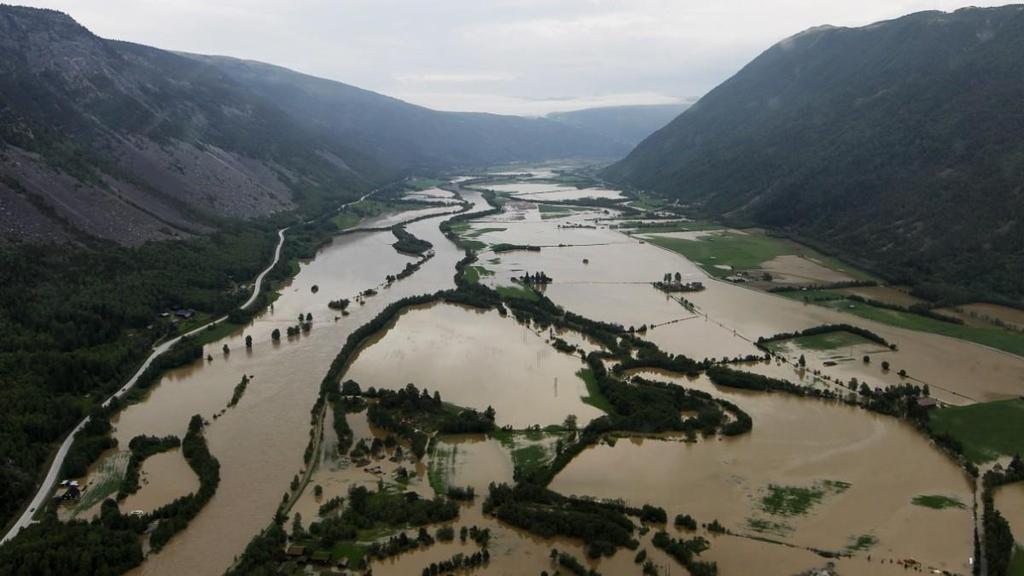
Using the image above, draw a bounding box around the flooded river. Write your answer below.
[97,193,489,576]
[73,172,1024,575]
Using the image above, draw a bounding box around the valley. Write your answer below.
[12,168,1020,576]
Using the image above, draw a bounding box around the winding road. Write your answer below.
[0,186,387,547]
[0,227,287,546]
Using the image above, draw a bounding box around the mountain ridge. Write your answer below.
[604,5,1024,303]
[0,5,627,245]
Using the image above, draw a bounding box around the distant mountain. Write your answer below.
[547,103,690,147]
[0,6,627,245]
[186,55,630,172]
[604,5,1024,302]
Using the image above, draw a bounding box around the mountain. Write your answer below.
[604,5,1024,303]
[184,55,631,171]
[0,6,627,246]
[547,103,690,147]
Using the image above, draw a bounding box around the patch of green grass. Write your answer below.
[764,330,877,353]
[459,239,487,251]
[174,312,213,335]
[847,534,878,552]
[461,265,493,285]
[191,321,244,347]
[781,291,1024,357]
[70,452,129,517]
[406,178,444,190]
[911,495,966,510]
[330,541,368,564]
[622,221,722,234]
[538,204,584,219]
[495,285,539,301]
[463,227,507,238]
[1010,546,1024,576]
[427,441,456,495]
[929,399,1024,463]
[577,368,613,414]
[510,445,548,477]
[644,231,792,278]
[331,212,360,230]
[760,480,849,517]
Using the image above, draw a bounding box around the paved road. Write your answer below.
[0,185,391,547]
[0,227,288,546]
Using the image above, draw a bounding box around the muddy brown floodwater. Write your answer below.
[73,173,1024,576]
[474,203,1024,404]
[996,483,1024,550]
[92,194,491,576]
[551,371,975,573]
[345,303,603,428]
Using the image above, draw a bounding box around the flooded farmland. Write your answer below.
[550,371,975,573]
[345,303,603,427]
[71,172,1024,576]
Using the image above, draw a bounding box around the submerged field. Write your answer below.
[35,172,1024,576]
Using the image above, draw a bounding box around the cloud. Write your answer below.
[390,90,688,116]
[394,73,517,83]
[12,0,1013,115]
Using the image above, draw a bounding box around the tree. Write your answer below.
[563,414,578,430]
[222,344,229,354]
[674,272,682,283]
[798,354,806,367]
[271,328,281,341]
[862,355,870,363]
[305,313,312,322]
[881,360,890,371]
[245,335,253,348]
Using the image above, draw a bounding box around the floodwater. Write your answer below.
[473,200,1024,403]
[345,303,603,428]
[107,194,491,576]
[996,483,1024,548]
[551,371,975,573]
[119,449,199,514]
[81,173,1024,575]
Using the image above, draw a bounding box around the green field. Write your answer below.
[781,291,1024,357]
[495,285,539,301]
[191,321,245,347]
[1011,546,1024,576]
[929,399,1024,463]
[331,212,360,230]
[765,330,877,352]
[644,231,792,278]
[461,265,493,285]
[760,480,850,517]
[538,204,579,219]
[621,219,721,233]
[406,177,444,190]
[576,368,613,414]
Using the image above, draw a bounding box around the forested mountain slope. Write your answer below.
[186,55,630,172]
[605,5,1024,303]
[0,6,626,246]
[0,6,394,245]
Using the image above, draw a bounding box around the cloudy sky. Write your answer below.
[18,0,1008,115]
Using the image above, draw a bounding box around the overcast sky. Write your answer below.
[17,0,1009,115]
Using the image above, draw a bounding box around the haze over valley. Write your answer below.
[1,3,1024,576]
